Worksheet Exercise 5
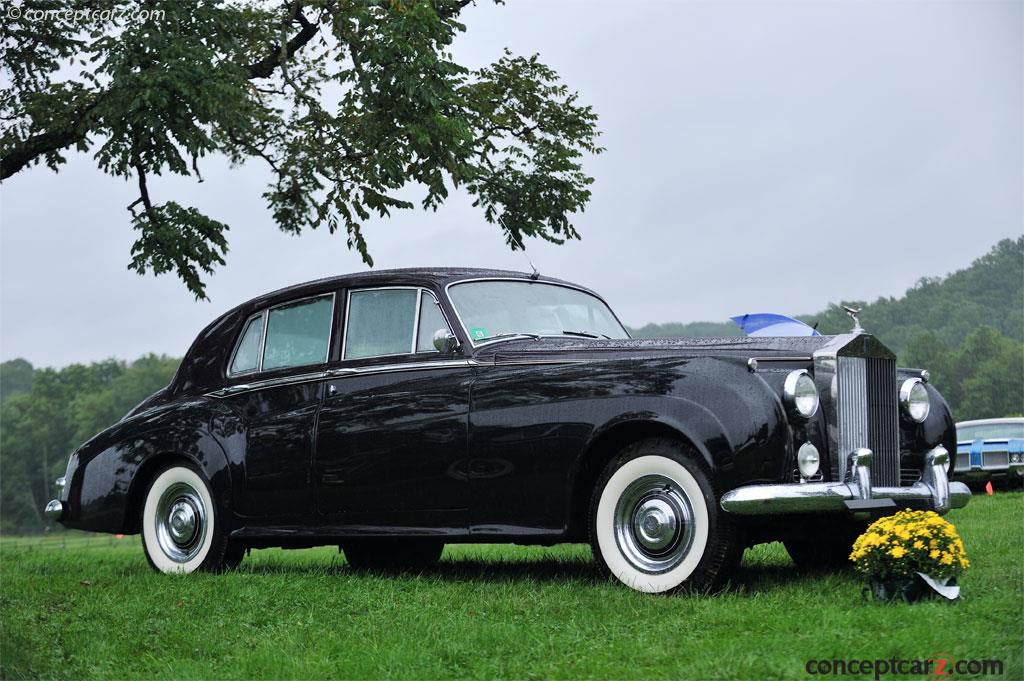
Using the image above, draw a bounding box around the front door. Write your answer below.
[314,288,471,531]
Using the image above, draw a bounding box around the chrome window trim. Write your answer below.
[341,286,453,361]
[443,277,630,349]
[225,292,335,378]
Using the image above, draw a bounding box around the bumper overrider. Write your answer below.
[720,446,970,516]
[44,476,66,521]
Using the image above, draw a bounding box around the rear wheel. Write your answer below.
[588,437,743,594]
[343,540,444,573]
[140,463,235,573]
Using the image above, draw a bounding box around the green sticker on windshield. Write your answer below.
[470,327,489,340]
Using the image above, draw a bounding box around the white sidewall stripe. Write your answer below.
[142,467,216,574]
[596,455,710,593]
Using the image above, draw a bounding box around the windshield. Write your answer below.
[957,423,1024,441]
[448,280,629,343]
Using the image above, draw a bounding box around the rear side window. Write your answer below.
[229,315,264,375]
[262,295,334,370]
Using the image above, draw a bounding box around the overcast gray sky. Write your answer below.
[1,0,1021,368]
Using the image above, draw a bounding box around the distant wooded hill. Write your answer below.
[629,237,1023,359]
[629,237,1023,423]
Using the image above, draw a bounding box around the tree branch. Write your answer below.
[244,4,320,80]
[1,125,88,180]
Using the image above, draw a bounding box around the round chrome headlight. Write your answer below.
[797,442,820,479]
[783,370,819,419]
[899,378,930,423]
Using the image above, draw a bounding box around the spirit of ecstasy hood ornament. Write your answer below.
[842,305,864,334]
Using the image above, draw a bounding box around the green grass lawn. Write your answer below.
[2,493,1021,680]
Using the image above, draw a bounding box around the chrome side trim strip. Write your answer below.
[206,356,586,397]
[207,360,482,398]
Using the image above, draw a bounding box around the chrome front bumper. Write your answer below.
[721,445,970,516]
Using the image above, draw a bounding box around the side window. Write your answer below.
[262,295,334,371]
[416,293,450,353]
[228,315,264,375]
[344,289,418,359]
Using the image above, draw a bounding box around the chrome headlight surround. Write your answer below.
[899,378,930,423]
[783,370,819,419]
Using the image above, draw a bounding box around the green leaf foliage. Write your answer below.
[1,0,603,299]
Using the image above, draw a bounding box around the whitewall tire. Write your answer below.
[588,438,743,594]
[140,464,233,574]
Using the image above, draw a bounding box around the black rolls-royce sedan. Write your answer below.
[45,268,970,593]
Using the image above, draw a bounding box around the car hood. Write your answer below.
[482,335,837,362]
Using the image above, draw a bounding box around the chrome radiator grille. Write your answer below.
[837,356,900,487]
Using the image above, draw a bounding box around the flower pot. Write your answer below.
[868,573,960,603]
[870,575,928,603]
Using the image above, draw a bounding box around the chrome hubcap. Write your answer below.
[614,474,694,574]
[155,482,207,563]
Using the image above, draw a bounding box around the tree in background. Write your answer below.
[0,355,179,532]
[906,327,1024,421]
[1,0,602,299]
[0,358,33,405]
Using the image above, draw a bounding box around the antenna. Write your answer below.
[524,253,540,280]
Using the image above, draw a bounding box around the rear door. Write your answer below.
[314,288,472,531]
[219,293,337,518]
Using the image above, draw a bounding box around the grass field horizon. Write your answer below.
[2,493,1022,680]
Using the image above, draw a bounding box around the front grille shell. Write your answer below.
[813,334,903,486]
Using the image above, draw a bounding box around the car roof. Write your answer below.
[167,267,603,395]
[955,417,1024,427]
[236,267,589,313]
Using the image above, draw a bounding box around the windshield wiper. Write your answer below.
[561,330,610,339]
[476,332,542,343]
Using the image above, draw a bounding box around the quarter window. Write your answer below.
[229,315,264,375]
[344,289,452,360]
[417,294,448,352]
[262,295,334,370]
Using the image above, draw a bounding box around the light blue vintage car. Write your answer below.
[954,417,1024,483]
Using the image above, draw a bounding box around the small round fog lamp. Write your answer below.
[797,442,820,479]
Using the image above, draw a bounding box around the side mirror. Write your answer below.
[432,329,460,353]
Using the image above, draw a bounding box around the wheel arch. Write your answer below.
[568,417,712,540]
[122,450,225,534]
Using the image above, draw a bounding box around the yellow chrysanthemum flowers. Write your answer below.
[849,509,969,579]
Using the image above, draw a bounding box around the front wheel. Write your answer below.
[140,463,235,573]
[588,438,743,594]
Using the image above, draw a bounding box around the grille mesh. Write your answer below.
[837,356,900,487]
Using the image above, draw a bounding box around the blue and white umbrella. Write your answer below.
[730,313,820,337]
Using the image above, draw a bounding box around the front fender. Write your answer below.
[62,397,243,534]
[579,356,792,490]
